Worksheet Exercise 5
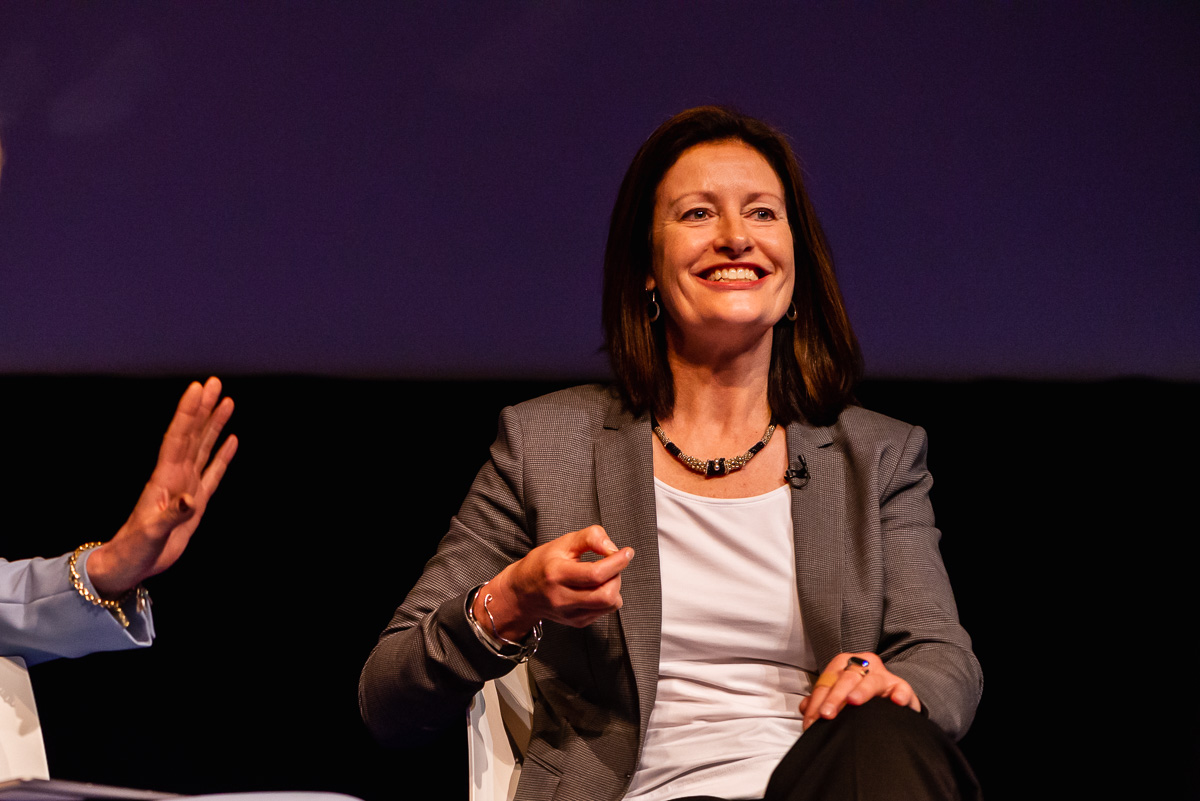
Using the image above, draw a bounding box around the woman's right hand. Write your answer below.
[473,525,634,641]
[87,377,237,598]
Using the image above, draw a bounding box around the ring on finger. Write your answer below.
[844,656,870,676]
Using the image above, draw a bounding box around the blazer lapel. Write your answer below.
[787,419,845,666]
[595,398,661,738]
[591,408,845,732]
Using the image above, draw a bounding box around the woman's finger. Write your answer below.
[554,547,634,589]
[802,686,829,730]
[819,667,875,719]
[885,680,921,712]
[157,381,205,465]
[194,395,235,470]
[844,671,886,706]
[802,669,842,729]
[802,653,881,728]
[558,589,624,626]
[197,434,238,501]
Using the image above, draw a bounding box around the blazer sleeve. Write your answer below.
[0,550,154,666]
[872,425,983,740]
[359,405,537,747]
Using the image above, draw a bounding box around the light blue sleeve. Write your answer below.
[0,550,155,666]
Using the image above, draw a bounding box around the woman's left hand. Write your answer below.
[800,651,921,731]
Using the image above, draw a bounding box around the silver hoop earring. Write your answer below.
[785,301,798,322]
[647,289,661,323]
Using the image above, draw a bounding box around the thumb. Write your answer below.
[154,493,197,532]
[574,525,618,557]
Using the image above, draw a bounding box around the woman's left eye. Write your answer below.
[750,208,777,221]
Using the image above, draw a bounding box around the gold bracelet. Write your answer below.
[67,542,139,629]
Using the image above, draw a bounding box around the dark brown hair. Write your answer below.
[602,106,862,427]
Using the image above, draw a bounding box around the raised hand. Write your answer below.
[474,525,635,642]
[87,377,238,597]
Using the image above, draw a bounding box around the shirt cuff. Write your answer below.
[77,547,155,644]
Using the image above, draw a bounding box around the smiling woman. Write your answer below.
[649,140,795,358]
[602,108,862,435]
[360,107,983,801]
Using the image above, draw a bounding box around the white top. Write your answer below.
[623,479,818,801]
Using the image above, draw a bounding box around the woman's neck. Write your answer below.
[662,328,774,437]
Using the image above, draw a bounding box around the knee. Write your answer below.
[767,700,979,801]
[815,697,937,747]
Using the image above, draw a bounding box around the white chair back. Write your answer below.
[466,663,533,801]
[0,656,50,783]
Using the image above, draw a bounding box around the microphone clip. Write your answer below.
[784,454,810,488]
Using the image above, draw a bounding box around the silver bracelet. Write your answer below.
[467,585,543,663]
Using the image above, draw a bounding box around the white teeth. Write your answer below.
[706,267,757,281]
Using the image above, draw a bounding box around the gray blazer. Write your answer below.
[360,384,981,801]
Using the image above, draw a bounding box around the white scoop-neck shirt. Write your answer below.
[623,478,819,801]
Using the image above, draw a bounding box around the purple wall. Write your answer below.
[1,4,1196,379]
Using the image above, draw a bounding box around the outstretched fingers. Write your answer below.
[194,395,235,472]
[93,379,237,593]
[157,380,205,465]
[197,431,239,501]
[158,378,234,475]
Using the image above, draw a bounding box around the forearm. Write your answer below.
[873,424,982,739]
[0,551,153,665]
[86,536,154,598]
[360,411,535,746]
[359,585,519,747]
[884,642,982,740]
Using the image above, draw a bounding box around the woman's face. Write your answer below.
[648,139,794,351]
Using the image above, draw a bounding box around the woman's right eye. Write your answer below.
[682,208,711,221]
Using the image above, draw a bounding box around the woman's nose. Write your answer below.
[714,216,752,256]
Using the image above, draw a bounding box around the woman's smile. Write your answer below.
[648,139,794,340]
[700,264,767,283]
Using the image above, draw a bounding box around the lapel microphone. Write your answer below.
[784,454,810,488]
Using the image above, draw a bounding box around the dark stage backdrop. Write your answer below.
[2,3,1197,798]
[0,4,1197,380]
[8,375,1197,800]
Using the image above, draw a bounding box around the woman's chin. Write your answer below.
[678,309,782,334]
[668,316,778,354]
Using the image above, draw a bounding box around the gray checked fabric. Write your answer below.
[359,384,982,801]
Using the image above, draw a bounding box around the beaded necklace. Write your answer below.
[650,415,777,478]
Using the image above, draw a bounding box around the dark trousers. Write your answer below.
[674,699,982,801]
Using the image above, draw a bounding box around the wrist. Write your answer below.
[482,570,540,641]
[68,543,147,628]
[85,542,125,598]
[466,584,542,663]
[86,537,144,598]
